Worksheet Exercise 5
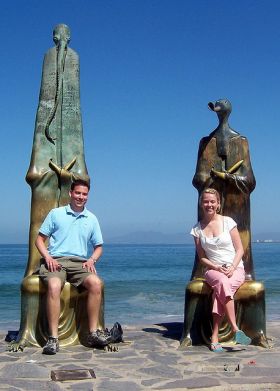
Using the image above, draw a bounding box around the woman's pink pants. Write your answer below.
[205,267,245,316]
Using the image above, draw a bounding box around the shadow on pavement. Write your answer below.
[142,322,183,341]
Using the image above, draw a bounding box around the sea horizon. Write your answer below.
[0,243,279,332]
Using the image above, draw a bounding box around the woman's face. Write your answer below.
[201,192,220,216]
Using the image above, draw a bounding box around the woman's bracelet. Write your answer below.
[90,256,97,263]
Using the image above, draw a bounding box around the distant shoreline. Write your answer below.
[1,241,280,246]
[253,240,280,243]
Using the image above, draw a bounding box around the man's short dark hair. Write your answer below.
[71,179,90,191]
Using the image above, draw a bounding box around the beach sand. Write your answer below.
[0,321,280,390]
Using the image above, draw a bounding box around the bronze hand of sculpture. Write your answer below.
[211,159,244,179]
[49,156,77,177]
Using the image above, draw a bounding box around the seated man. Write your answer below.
[36,179,107,354]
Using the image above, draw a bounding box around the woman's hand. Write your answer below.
[214,264,231,275]
[223,265,235,278]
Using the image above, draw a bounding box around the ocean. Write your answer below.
[0,243,279,331]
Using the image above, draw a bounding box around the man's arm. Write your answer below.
[35,233,61,272]
[82,245,103,273]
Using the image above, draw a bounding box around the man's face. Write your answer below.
[69,185,89,211]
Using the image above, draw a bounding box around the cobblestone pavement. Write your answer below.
[0,322,279,390]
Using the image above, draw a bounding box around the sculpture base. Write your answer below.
[10,274,104,350]
[180,279,268,348]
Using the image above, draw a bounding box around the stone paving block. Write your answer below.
[97,380,142,391]
[71,352,93,360]
[1,363,49,379]
[2,380,62,390]
[241,366,280,377]
[95,357,147,367]
[0,352,23,360]
[247,353,280,367]
[197,362,241,372]
[0,356,19,362]
[58,364,89,371]
[202,356,241,365]
[216,372,236,378]
[92,351,125,358]
[137,364,182,379]
[133,342,160,351]
[40,353,80,362]
[222,376,280,385]
[69,381,94,390]
[62,346,90,353]
[91,367,123,379]
[99,348,137,358]
[178,347,209,355]
[141,378,164,387]
[153,376,221,389]
[144,352,181,365]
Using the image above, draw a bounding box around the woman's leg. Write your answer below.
[211,313,222,343]
[205,268,245,336]
[224,298,238,332]
[225,268,245,331]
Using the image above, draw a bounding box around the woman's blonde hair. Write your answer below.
[199,188,221,212]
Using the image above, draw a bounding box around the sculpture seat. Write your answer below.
[181,278,267,347]
[17,274,104,348]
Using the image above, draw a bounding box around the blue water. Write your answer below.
[0,243,279,330]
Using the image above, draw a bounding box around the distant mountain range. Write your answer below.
[107,230,280,244]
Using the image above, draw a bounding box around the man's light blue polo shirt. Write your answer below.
[39,205,103,259]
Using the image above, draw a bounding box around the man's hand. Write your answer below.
[45,255,61,272]
[82,258,97,273]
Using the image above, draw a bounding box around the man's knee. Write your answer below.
[83,275,102,293]
[47,277,62,296]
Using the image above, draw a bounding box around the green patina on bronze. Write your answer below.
[181,99,267,348]
[25,24,89,277]
[10,25,103,351]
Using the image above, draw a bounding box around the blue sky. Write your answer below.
[1,0,280,243]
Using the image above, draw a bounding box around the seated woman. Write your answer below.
[190,188,252,352]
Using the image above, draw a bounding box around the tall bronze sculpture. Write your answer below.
[181,99,267,347]
[10,24,104,351]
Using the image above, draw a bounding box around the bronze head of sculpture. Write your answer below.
[53,24,71,47]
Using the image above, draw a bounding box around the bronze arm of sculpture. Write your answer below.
[211,159,250,194]
[193,137,256,196]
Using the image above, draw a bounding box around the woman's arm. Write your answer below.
[224,227,244,277]
[194,237,225,272]
[230,227,244,267]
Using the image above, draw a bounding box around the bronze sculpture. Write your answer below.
[192,99,256,280]
[10,24,103,351]
[25,24,89,277]
[181,99,267,348]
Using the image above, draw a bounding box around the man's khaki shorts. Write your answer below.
[39,257,93,288]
